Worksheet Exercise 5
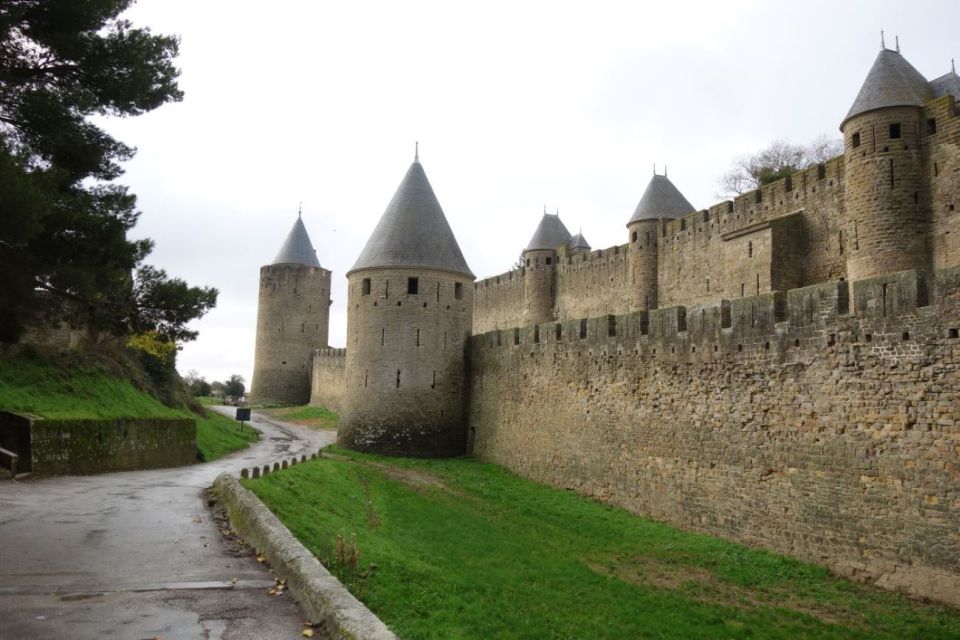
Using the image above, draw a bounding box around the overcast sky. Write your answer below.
[104,0,959,385]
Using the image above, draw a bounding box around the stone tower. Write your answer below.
[522,213,571,325]
[338,154,475,457]
[250,214,331,405]
[626,172,694,311]
[841,47,932,284]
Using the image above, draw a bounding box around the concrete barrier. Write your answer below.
[212,473,396,640]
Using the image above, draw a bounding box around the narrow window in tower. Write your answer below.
[889,123,901,139]
[852,132,861,148]
[754,190,762,204]
[607,315,617,337]
[431,371,436,390]
[817,163,826,180]
[889,159,895,188]
[545,257,552,265]
[384,280,389,298]
[741,283,745,297]
[646,231,650,244]
[853,221,859,250]
[555,323,562,341]
[525,258,530,266]
[935,162,940,177]
[407,277,418,294]
[443,330,447,348]
[579,319,587,339]
[914,192,919,204]
[364,370,368,387]
[706,277,710,292]
[644,295,649,309]
[496,331,501,346]
[838,230,844,255]
[534,325,540,343]
[396,370,401,388]
[416,328,420,347]
[927,118,937,135]
[455,282,463,300]
[748,241,753,258]
[756,273,760,295]
[381,328,385,346]
[632,231,638,242]
[436,282,440,302]
[300,323,304,333]
[513,328,520,345]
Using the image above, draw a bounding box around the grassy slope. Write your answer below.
[0,354,255,461]
[196,408,258,461]
[245,448,960,640]
[0,354,180,419]
[260,405,339,429]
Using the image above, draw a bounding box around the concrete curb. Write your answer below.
[212,473,397,640]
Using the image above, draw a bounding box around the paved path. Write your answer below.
[0,409,336,639]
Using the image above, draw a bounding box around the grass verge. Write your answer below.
[260,405,339,429]
[196,408,258,461]
[244,447,960,640]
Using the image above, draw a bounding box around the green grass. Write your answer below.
[195,396,222,406]
[196,408,258,461]
[245,447,960,640]
[0,353,180,419]
[0,354,258,462]
[260,404,339,429]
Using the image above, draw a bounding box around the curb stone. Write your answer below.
[212,472,397,640]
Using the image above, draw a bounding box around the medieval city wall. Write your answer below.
[926,94,960,272]
[555,244,632,320]
[310,348,346,415]
[473,268,526,333]
[467,267,960,606]
[658,157,848,308]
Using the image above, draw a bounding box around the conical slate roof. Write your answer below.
[349,160,473,278]
[931,70,960,100]
[628,174,694,225]
[841,49,932,129]
[272,216,321,267]
[525,213,572,251]
[568,232,591,251]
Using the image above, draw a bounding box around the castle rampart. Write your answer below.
[310,347,346,415]
[467,267,960,606]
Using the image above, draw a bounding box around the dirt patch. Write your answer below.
[586,556,850,625]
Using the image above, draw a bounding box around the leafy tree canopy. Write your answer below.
[717,136,843,198]
[0,1,216,344]
[223,374,245,399]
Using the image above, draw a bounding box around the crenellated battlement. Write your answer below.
[471,268,959,367]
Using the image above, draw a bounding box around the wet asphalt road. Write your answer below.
[0,408,335,639]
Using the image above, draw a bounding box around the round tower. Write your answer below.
[841,47,933,283]
[338,154,475,457]
[250,214,331,405]
[522,212,570,325]
[626,172,694,311]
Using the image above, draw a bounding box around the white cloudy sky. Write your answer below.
[104,0,959,385]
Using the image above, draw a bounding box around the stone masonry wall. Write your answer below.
[0,412,196,474]
[467,268,960,606]
[926,94,960,272]
[310,348,346,415]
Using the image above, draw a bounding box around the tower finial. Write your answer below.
[880,30,885,50]
[664,165,668,178]
[895,35,900,53]
[414,141,419,162]
[953,58,956,74]
[653,162,656,176]
[298,201,302,218]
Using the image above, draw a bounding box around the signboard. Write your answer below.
[235,407,251,422]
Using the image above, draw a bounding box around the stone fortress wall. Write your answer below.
[301,49,960,604]
[468,268,960,605]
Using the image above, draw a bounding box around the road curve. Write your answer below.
[0,408,335,640]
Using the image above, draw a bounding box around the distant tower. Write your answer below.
[626,172,694,311]
[338,154,475,457]
[841,47,932,283]
[250,213,331,405]
[522,212,571,325]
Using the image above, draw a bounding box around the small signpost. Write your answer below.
[235,407,251,430]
